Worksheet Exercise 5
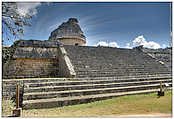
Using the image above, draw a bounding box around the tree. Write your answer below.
[2,2,32,44]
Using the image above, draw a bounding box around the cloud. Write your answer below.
[17,3,41,16]
[48,23,59,31]
[80,16,103,32]
[109,42,119,48]
[133,35,160,49]
[96,41,119,48]
[125,43,132,49]
[96,41,108,47]
[162,44,166,48]
[133,35,146,46]
[144,41,161,49]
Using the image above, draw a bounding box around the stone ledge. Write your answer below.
[14,40,60,48]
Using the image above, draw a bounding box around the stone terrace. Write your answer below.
[3,75,171,109]
[64,45,171,77]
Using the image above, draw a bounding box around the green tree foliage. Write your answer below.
[2,2,33,65]
[2,2,32,43]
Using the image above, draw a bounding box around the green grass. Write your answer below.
[22,90,172,117]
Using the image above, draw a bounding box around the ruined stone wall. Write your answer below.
[3,40,61,79]
[58,38,85,46]
[149,52,172,70]
[140,47,172,70]
[3,58,59,78]
[57,45,76,77]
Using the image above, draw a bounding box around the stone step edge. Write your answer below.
[22,76,171,85]
[24,79,172,90]
[3,74,172,82]
[23,88,172,105]
[24,83,172,96]
[75,70,169,72]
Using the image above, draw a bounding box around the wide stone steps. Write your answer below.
[74,66,168,71]
[63,45,170,77]
[20,75,172,109]
[23,88,172,109]
[23,82,172,100]
[74,66,168,75]
[23,76,171,87]
[74,69,169,73]
[75,71,169,76]
[3,74,171,83]
[73,65,168,71]
[76,72,170,78]
[75,62,166,67]
[24,79,171,93]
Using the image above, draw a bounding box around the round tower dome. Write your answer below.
[48,18,86,46]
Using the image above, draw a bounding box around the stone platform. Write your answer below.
[2,74,172,109]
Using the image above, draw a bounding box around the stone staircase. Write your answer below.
[64,45,171,77]
[21,75,172,109]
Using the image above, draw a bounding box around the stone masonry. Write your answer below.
[140,47,172,70]
[2,18,172,79]
[49,18,86,46]
[64,45,171,77]
[3,40,60,78]
[2,18,172,109]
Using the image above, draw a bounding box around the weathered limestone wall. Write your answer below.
[3,58,59,78]
[58,38,85,46]
[13,47,59,59]
[57,45,76,77]
[49,18,86,46]
[3,40,61,79]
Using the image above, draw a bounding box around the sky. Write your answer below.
[3,2,172,49]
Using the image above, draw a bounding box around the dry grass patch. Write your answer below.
[22,90,172,117]
[2,98,15,117]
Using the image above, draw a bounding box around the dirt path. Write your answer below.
[115,113,172,118]
[22,112,172,118]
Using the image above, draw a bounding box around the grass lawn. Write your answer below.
[21,90,172,117]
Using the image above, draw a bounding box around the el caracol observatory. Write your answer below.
[48,18,86,46]
[2,18,172,110]
[2,18,172,79]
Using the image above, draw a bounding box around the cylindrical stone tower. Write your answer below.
[48,18,86,46]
